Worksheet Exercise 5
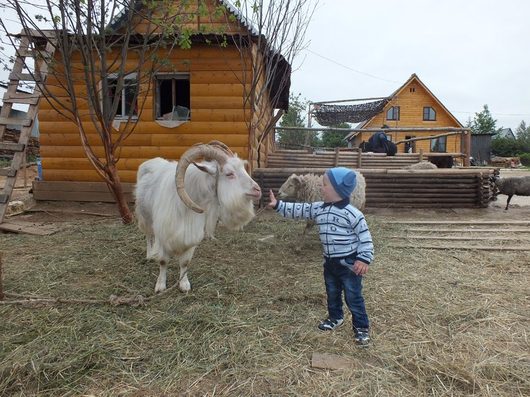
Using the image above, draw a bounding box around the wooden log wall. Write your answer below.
[38,44,256,183]
[253,168,497,209]
[362,77,463,154]
[266,149,421,169]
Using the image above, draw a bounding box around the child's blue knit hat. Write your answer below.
[326,167,357,199]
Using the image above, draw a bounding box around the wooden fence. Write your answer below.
[253,168,498,208]
[266,149,422,169]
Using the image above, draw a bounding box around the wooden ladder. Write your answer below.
[0,30,55,223]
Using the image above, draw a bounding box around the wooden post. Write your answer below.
[419,149,424,162]
[23,148,27,188]
[463,131,471,167]
[357,149,362,168]
[0,252,4,300]
[334,147,340,166]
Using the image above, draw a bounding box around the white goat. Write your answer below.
[135,142,262,293]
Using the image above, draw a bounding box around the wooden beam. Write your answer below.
[390,220,530,225]
[395,131,463,145]
[390,235,525,241]
[389,244,530,251]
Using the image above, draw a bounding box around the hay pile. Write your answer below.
[0,213,528,396]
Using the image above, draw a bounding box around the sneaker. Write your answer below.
[318,318,344,331]
[354,328,370,346]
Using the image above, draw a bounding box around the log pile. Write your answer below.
[266,149,421,169]
[0,128,40,159]
[253,168,498,208]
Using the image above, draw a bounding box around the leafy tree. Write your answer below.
[515,120,530,153]
[319,122,350,148]
[2,0,317,221]
[491,137,519,157]
[471,104,500,134]
[277,93,318,148]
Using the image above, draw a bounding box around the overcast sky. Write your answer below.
[1,0,529,132]
[290,0,530,132]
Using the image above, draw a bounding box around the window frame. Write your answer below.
[155,73,191,121]
[106,73,138,119]
[430,136,447,153]
[423,106,436,121]
[386,106,400,121]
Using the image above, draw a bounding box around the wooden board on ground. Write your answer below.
[389,244,530,251]
[0,219,63,235]
[311,353,354,370]
[391,221,530,225]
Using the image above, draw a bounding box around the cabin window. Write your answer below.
[430,136,447,152]
[107,74,138,118]
[386,106,400,121]
[155,73,191,120]
[423,106,436,121]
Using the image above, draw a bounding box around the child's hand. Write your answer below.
[353,260,369,276]
[267,189,277,209]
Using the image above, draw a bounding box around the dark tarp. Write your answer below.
[313,99,388,126]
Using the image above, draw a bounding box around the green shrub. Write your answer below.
[518,152,530,166]
[491,137,519,156]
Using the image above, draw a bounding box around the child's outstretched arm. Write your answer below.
[267,189,277,209]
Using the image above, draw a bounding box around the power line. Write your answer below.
[304,48,399,84]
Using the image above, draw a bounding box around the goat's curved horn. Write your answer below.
[207,140,234,157]
[175,144,229,213]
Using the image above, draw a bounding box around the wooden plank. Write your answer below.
[33,181,135,193]
[0,143,25,152]
[390,221,530,225]
[0,220,63,235]
[390,235,525,241]
[0,169,17,177]
[311,353,354,370]
[404,228,530,233]
[0,117,32,127]
[388,244,530,251]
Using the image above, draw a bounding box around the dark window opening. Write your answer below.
[386,106,400,121]
[423,106,436,121]
[108,76,138,118]
[404,135,416,153]
[156,74,191,120]
[409,87,416,93]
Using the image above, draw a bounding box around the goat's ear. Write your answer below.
[192,161,217,176]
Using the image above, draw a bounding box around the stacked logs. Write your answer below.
[0,128,40,159]
[253,168,498,208]
[267,149,421,169]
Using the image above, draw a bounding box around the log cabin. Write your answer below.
[351,74,464,155]
[32,0,290,201]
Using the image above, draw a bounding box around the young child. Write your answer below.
[268,167,374,346]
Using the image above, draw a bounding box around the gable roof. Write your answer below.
[108,0,257,36]
[357,73,463,129]
[498,128,516,139]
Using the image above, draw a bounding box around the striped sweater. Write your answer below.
[275,198,374,264]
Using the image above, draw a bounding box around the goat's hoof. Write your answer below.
[179,280,191,293]
[154,284,166,293]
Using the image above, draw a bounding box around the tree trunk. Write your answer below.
[106,164,134,224]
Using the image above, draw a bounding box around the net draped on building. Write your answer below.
[313,99,389,126]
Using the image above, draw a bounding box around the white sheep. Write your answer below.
[134,141,262,292]
[405,161,438,170]
[494,176,530,210]
[277,171,366,233]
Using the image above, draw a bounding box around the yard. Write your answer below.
[0,200,529,396]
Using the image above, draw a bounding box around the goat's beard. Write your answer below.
[218,196,255,230]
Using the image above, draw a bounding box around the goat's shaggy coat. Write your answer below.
[135,155,261,292]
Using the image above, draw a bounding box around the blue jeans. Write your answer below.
[323,256,369,330]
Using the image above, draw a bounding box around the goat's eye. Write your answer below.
[226,172,235,178]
